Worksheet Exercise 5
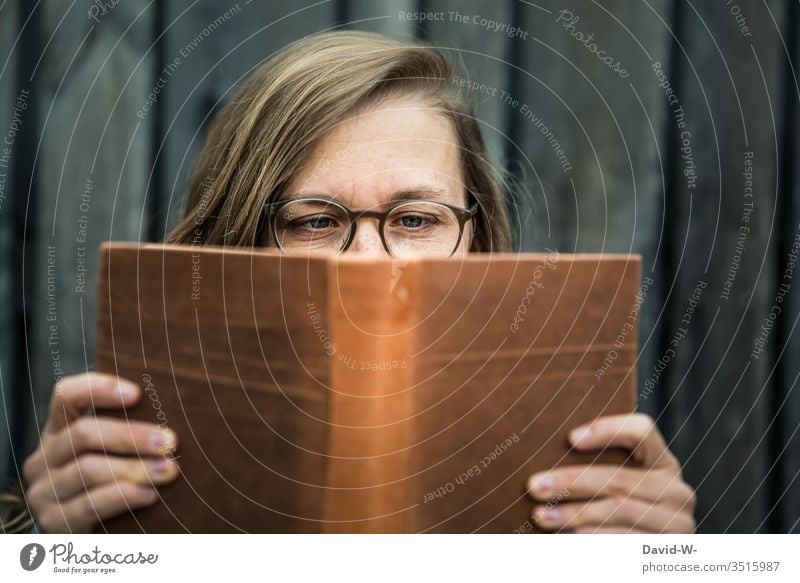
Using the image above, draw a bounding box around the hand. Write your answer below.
[526,413,696,533]
[22,372,179,533]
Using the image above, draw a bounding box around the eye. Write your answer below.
[291,215,339,231]
[391,211,440,231]
[400,215,424,228]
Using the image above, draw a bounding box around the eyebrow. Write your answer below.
[281,187,456,205]
[387,187,454,202]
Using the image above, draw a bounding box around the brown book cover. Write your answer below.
[93,242,641,533]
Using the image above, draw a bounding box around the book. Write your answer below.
[93,242,641,533]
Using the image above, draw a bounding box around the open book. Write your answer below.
[94,242,641,533]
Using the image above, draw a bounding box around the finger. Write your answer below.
[44,373,140,436]
[36,482,159,534]
[568,413,679,470]
[527,464,695,509]
[43,418,176,470]
[573,526,650,534]
[24,417,175,484]
[532,497,696,533]
[31,454,180,502]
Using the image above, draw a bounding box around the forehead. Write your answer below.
[285,98,465,206]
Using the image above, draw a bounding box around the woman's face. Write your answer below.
[276,97,472,257]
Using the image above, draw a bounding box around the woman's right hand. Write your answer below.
[22,372,179,533]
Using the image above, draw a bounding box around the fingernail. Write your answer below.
[151,459,172,475]
[116,381,138,398]
[529,473,554,495]
[150,428,175,450]
[570,425,592,445]
[535,506,560,524]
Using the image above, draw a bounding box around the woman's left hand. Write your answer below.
[526,413,696,533]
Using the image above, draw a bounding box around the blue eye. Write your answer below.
[401,215,424,228]
[305,216,334,229]
[290,215,339,231]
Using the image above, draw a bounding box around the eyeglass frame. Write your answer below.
[262,196,479,257]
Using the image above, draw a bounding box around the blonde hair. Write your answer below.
[165,30,514,251]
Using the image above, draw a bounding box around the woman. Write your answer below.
[12,31,695,533]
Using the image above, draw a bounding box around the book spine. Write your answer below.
[322,259,418,533]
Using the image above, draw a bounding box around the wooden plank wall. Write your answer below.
[776,0,800,534]
[659,0,788,534]
[0,0,798,533]
[0,0,19,486]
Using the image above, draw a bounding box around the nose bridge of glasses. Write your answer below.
[351,208,386,224]
[346,214,387,255]
[351,213,383,234]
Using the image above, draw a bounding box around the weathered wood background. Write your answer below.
[1,0,798,532]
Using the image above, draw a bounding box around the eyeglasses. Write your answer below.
[263,197,478,257]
